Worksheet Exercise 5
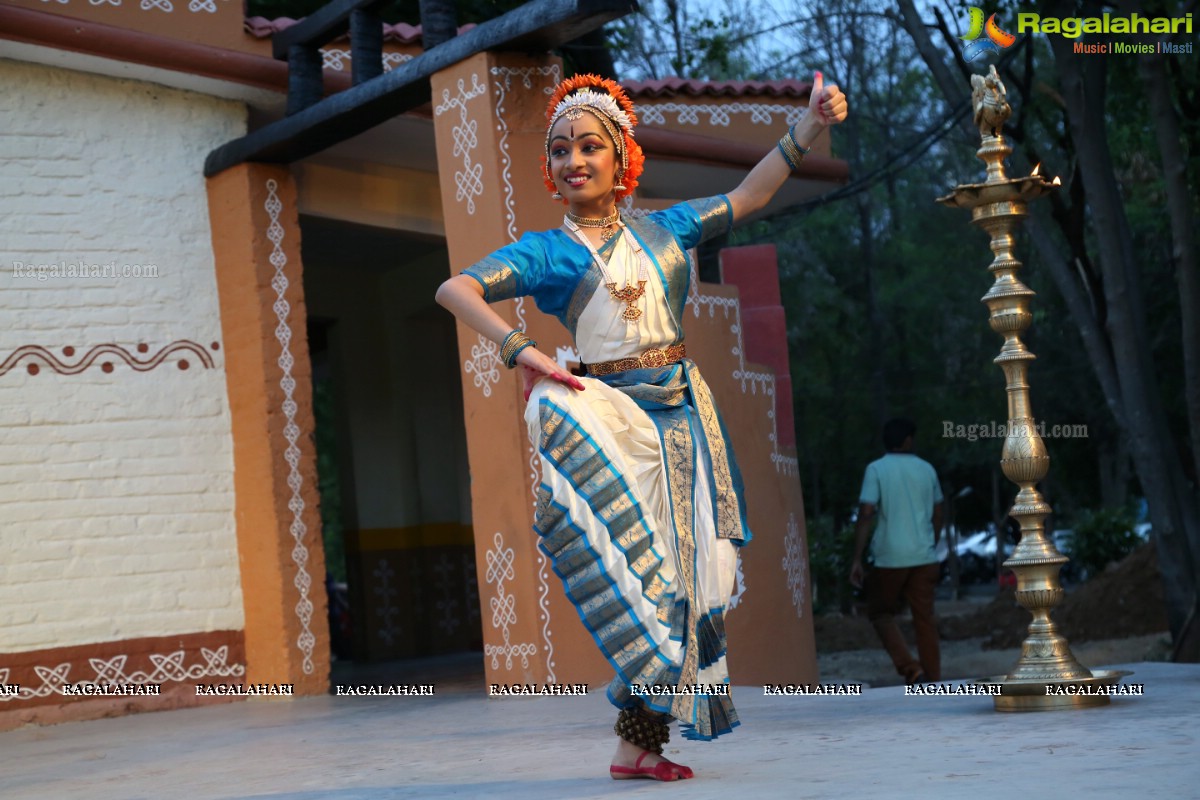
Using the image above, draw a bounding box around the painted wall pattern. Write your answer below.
[491,63,563,682]
[482,531,537,671]
[264,178,317,675]
[638,102,806,128]
[433,74,488,216]
[321,50,414,73]
[0,340,217,376]
[686,260,799,475]
[35,0,231,12]
[782,513,807,619]
[0,645,244,702]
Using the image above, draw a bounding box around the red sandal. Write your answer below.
[609,751,694,781]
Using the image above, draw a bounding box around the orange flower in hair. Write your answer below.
[543,74,644,203]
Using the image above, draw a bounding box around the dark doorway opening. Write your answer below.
[301,215,483,689]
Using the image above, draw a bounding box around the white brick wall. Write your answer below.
[0,58,247,652]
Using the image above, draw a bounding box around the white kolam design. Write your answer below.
[781,513,807,619]
[483,532,538,671]
[491,62,563,683]
[372,559,402,645]
[265,178,317,674]
[434,74,488,215]
[321,50,414,73]
[0,647,245,701]
[464,335,501,398]
[638,102,805,128]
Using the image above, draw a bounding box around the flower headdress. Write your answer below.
[542,74,645,203]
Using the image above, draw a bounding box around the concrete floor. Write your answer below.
[0,661,1195,800]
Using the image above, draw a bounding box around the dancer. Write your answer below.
[437,72,847,781]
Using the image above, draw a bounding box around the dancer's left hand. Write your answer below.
[808,71,848,127]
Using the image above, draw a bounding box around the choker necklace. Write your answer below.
[564,216,648,322]
[566,210,620,241]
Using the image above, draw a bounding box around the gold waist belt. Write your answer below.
[586,343,686,376]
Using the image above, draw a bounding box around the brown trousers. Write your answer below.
[867,562,941,683]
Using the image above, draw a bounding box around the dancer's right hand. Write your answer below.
[516,346,585,402]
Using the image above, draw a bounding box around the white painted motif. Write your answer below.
[432,553,460,635]
[782,513,808,619]
[371,559,401,645]
[321,50,414,73]
[40,0,237,11]
[434,74,487,214]
[482,532,537,671]
[265,178,317,674]
[638,102,805,128]
[554,345,582,371]
[464,335,500,398]
[490,65,560,244]
[685,259,799,475]
[0,647,245,701]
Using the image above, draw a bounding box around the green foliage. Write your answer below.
[806,514,857,613]
[1067,507,1143,578]
[313,376,347,583]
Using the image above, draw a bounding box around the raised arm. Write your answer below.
[725,72,848,222]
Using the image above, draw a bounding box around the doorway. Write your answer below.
[300,215,483,684]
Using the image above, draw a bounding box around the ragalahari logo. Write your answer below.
[961,7,1017,62]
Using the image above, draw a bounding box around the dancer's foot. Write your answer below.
[610,739,693,781]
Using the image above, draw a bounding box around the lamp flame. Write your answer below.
[1031,163,1041,177]
[1052,176,1061,186]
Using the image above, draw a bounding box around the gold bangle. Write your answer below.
[777,133,805,171]
[499,331,535,369]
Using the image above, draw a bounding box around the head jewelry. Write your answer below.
[543,74,644,203]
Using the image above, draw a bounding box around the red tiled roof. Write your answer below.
[243,16,475,43]
[241,21,812,100]
[624,78,813,99]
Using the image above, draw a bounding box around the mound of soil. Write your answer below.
[812,612,879,652]
[941,543,1169,649]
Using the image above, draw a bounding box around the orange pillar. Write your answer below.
[206,164,330,694]
[431,51,610,687]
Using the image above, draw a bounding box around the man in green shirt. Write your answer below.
[850,418,944,684]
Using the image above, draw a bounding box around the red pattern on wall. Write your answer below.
[0,340,220,376]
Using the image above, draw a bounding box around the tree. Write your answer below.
[895,0,1200,660]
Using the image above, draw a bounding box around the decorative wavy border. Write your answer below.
[264,178,317,675]
[638,102,806,127]
[686,260,799,475]
[492,64,561,683]
[0,646,244,702]
[0,340,218,376]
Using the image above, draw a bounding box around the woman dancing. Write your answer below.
[437,72,846,781]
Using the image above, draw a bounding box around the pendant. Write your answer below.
[606,280,646,322]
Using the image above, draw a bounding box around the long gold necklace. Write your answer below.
[564,215,648,322]
[566,209,620,241]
